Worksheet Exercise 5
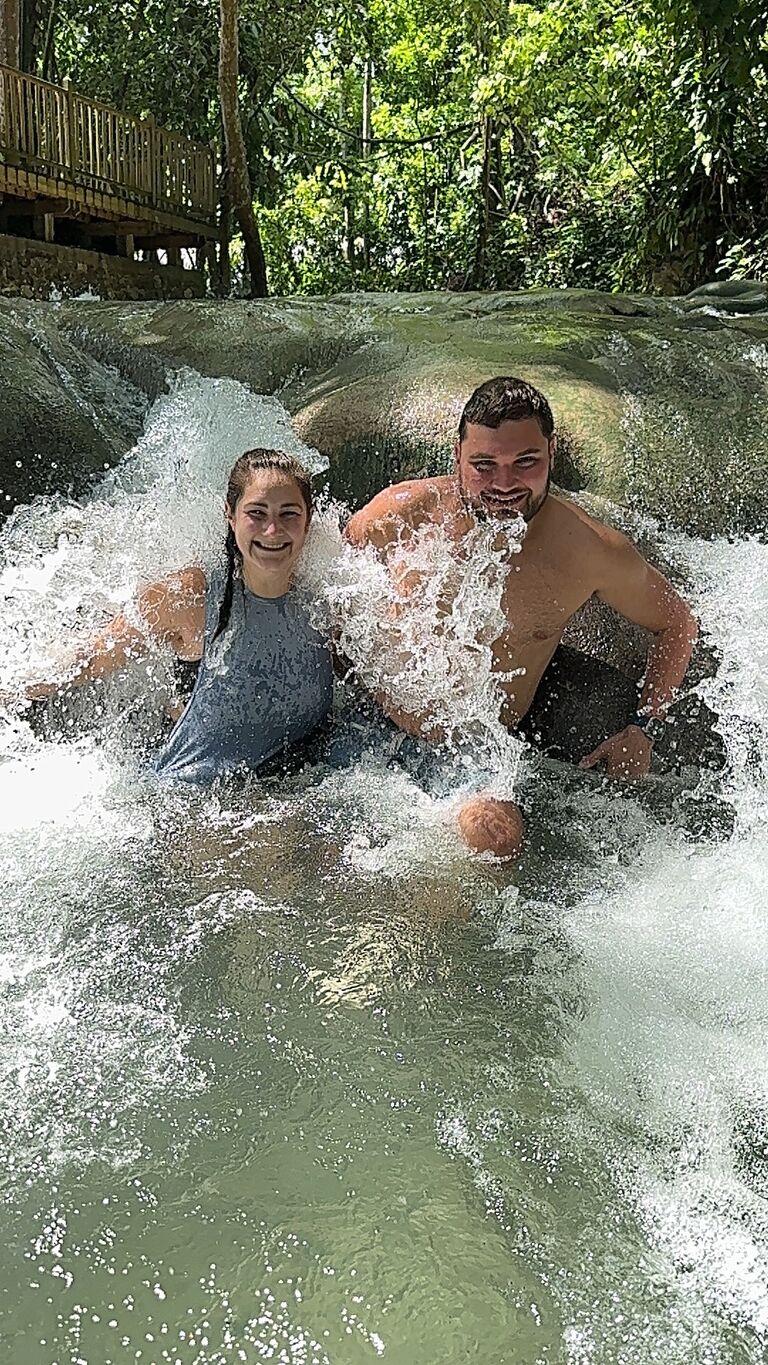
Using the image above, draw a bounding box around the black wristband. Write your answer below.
[629,711,666,743]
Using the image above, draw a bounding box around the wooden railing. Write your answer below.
[0,64,216,224]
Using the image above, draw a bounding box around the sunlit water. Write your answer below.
[1,363,767,1365]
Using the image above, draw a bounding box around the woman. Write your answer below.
[21,449,334,785]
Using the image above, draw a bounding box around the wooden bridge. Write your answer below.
[0,63,217,257]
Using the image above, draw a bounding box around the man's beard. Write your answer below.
[459,469,551,524]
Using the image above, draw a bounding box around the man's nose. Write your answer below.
[491,467,520,490]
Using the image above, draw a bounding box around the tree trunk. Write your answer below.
[471,115,505,288]
[361,52,373,271]
[471,115,492,288]
[115,0,146,106]
[218,0,267,297]
[1,0,20,66]
[39,0,57,81]
[20,0,42,71]
[341,74,354,264]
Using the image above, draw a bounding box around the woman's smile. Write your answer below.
[251,539,291,554]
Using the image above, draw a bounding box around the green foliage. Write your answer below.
[47,0,768,294]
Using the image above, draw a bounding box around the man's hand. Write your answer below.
[0,678,60,709]
[579,724,653,780]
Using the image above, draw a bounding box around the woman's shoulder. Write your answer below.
[171,565,208,595]
[142,565,207,605]
[136,566,208,638]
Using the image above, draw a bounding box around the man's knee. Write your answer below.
[457,796,525,860]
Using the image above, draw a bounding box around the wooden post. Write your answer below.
[208,138,217,225]
[62,76,77,174]
[1,63,10,154]
[32,211,53,241]
[116,232,134,258]
[145,112,156,206]
[167,244,182,267]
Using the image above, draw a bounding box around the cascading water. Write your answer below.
[1,321,768,1365]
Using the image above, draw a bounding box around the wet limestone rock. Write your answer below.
[46,285,768,538]
[0,300,145,514]
[283,289,768,537]
[57,297,370,399]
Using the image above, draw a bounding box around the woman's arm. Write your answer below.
[20,567,206,702]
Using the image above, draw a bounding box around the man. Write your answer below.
[344,376,698,859]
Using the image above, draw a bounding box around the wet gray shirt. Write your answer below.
[154,571,333,785]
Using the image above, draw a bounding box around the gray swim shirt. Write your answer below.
[154,570,333,785]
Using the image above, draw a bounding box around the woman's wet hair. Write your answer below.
[211,449,314,643]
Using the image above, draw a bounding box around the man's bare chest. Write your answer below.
[497,554,589,647]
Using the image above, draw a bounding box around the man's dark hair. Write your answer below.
[458,377,555,442]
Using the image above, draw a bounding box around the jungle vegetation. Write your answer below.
[14,0,768,296]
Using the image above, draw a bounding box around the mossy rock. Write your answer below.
[0,300,144,515]
[57,297,370,399]
[287,336,628,509]
[3,288,768,538]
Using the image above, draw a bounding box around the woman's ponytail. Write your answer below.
[210,524,237,644]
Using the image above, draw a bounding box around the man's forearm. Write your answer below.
[639,609,698,717]
[378,693,445,744]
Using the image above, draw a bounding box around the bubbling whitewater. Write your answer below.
[1,362,768,1363]
[0,370,324,697]
[304,513,528,799]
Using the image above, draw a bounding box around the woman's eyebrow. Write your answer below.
[242,499,303,510]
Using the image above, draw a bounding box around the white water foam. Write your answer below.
[303,510,527,800]
[555,529,768,1350]
[4,355,768,1359]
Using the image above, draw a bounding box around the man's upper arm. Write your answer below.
[345,483,423,553]
[593,528,696,635]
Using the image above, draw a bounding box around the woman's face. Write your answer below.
[227,470,310,591]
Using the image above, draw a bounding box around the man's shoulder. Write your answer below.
[540,496,642,597]
[346,476,451,543]
[365,475,450,518]
[548,493,629,554]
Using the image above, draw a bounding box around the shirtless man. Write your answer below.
[345,376,699,860]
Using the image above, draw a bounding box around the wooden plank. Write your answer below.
[133,231,204,249]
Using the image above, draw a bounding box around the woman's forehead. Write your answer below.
[242,470,302,501]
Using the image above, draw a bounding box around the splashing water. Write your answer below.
[2,349,768,1363]
[0,368,326,695]
[303,509,527,796]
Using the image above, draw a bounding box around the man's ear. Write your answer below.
[548,434,557,468]
[453,438,461,469]
[225,500,235,530]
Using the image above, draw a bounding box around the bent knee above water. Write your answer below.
[457,796,525,860]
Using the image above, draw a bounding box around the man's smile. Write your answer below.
[481,491,528,514]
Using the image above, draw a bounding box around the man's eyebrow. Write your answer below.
[467,448,543,460]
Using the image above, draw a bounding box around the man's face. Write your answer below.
[456,418,555,523]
